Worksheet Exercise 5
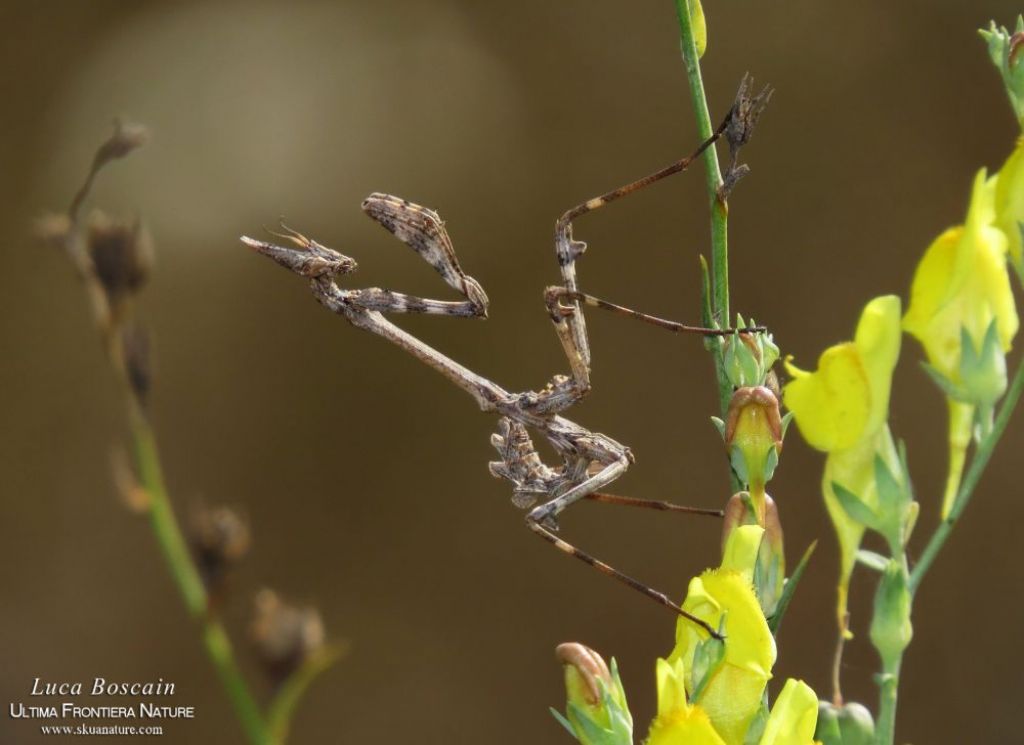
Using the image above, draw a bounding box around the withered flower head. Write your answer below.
[87,211,153,311]
[250,589,325,686]
[94,119,149,167]
[189,505,250,595]
[726,73,773,153]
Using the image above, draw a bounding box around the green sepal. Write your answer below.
[959,320,1007,409]
[690,624,727,703]
[762,445,780,485]
[855,549,888,573]
[831,481,881,532]
[730,444,750,486]
[815,701,876,745]
[921,361,966,401]
[551,708,578,739]
[780,411,794,441]
[767,540,817,635]
[979,17,1024,126]
[742,697,770,745]
[711,416,727,441]
[753,534,784,618]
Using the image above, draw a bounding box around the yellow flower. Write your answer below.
[758,679,819,745]
[904,170,1018,516]
[668,567,775,744]
[782,296,902,633]
[904,170,1017,380]
[645,658,726,745]
[995,137,1024,277]
[642,527,820,745]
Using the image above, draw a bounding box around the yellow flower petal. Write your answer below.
[903,169,1018,380]
[647,657,726,745]
[645,705,726,745]
[853,295,902,435]
[758,678,819,745]
[784,296,901,454]
[995,136,1024,271]
[720,525,765,585]
[671,571,775,745]
[782,342,870,452]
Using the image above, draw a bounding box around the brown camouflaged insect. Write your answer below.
[242,79,770,639]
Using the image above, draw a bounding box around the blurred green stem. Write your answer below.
[673,0,737,490]
[130,406,272,745]
[266,645,348,744]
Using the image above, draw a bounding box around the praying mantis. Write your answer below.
[242,78,771,639]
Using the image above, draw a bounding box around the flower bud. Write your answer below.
[815,701,876,745]
[720,496,786,617]
[869,562,913,665]
[722,320,779,389]
[553,643,632,745]
[981,18,1024,124]
[724,386,783,511]
[959,322,1008,412]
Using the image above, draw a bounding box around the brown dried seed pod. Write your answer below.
[188,505,250,594]
[249,589,324,686]
[86,211,153,308]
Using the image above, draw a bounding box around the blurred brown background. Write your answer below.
[2,1,1022,742]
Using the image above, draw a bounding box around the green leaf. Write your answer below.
[767,540,816,635]
[699,255,714,333]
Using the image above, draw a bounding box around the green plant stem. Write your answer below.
[910,355,1024,592]
[673,0,738,492]
[875,655,902,745]
[130,407,271,745]
[673,0,731,410]
[872,358,1024,742]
